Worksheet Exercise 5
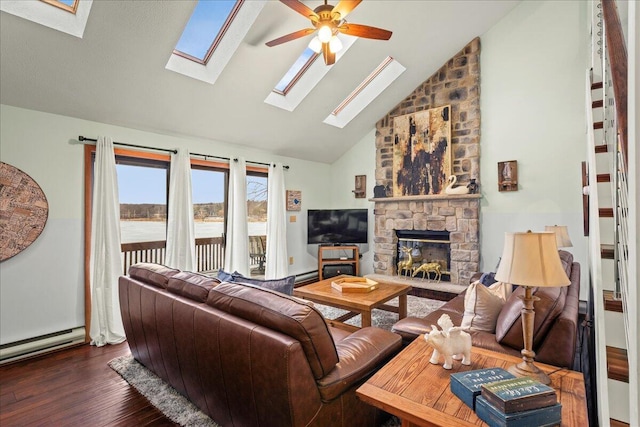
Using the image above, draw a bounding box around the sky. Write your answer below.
[174,0,236,60]
[116,164,266,204]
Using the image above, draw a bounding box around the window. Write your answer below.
[40,0,79,14]
[116,158,169,244]
[1,0,92,38]
[247,173,267,236]
[173,0,242,64]
[324,57,406,128]
[165,0,265,85]
[191,167,226,239]
[86,145,269,277]
[273,48,319,95]
[264,34,358,112]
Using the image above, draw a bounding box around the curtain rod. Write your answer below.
[78,135,177,154]
[78,136,289,169]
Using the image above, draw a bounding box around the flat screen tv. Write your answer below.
[307,209,368,244]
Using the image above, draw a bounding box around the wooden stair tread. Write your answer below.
[606,346,629,383]
[591,81,603,90]
[601,244,615,259]
[595,145,608,153]
[592,99,604,108]
[610,419,630,427]
[599,208,614,218]
[603,290,624,312]
[597,173,611,182]
[594,121,604,129]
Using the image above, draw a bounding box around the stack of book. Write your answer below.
[476,377,561,427]
[450,368,515,411]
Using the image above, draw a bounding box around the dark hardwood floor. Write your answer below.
[0,342,175,426]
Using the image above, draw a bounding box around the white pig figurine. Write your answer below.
[424,314,472,369]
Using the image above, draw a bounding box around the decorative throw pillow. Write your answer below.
[217,269,234,282]
[461,281,511,332]
[230,272,295,296]
[495,284,565,350]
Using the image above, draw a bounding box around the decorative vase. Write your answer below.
[467,179,478,194]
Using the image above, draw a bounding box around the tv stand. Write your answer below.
[318,245,359,280]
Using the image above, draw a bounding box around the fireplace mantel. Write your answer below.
[369,194,482,203]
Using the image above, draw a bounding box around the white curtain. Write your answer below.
[224,157,250,276]
[265,163,288,279]
[90,136,126,347]
[165,148,196,271]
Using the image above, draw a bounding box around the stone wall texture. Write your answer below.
[372,38,481,286]
[373,197,480,285]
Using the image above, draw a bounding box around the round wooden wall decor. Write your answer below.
[0,162,49,261]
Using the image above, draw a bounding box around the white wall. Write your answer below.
[329,129,377,274]
[0,104,332,344]
[480,0,589,298]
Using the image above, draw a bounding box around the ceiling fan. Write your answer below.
[265,0,392,66]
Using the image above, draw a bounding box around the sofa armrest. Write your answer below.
[317,327,401,402]
[534,262,581,368]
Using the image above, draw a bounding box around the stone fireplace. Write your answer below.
[372,195,480,285]
[371,38,481,286]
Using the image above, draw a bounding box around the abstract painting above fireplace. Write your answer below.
[392,105,452,197]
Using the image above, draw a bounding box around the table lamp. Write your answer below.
[544,225,573,248]
[494,231,571,384]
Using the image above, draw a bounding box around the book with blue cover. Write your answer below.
[475,395,562,427]
[480,376,558,414]
[450,368,515,410]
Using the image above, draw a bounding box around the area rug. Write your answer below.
[313,295,446,330]
[109,296,445,426]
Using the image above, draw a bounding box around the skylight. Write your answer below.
[173,0,241,64]
[166,1,265,85]
[264,34,357,112]
[273,48,319,95]
[1,0,92,38]
[324,57,406,128]
[40,0,78,14]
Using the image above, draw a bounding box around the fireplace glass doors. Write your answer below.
[396,230,451,282]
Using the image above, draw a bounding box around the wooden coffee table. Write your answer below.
[293,275,411,331]
[356,336,588,427]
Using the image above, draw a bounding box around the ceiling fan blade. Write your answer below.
[265,28,316,47]
[338,23,392,40]
[322,43,335,65]
[280,0,318,20]
[332,0,362,20]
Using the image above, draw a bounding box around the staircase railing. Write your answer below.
[600,0,630,347]
[592,1,636,426]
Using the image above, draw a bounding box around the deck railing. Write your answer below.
[121,236,259,274]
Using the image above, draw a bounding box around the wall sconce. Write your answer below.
[353,175,366,198]
[498,160,518,192]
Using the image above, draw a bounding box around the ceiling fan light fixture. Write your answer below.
[329,35,343,53]
[318,25,332,43]
[308,36,322,53]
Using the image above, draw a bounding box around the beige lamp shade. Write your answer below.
[495,231,571,287]
[544,225,573,248]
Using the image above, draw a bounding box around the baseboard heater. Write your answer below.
[0,327,86,365]
[295,270,319,285]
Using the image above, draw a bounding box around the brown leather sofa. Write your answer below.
[391,250,580,369]
[119,263,402,427]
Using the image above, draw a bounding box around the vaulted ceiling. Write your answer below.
[0,1,520,163]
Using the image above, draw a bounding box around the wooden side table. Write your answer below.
[356,336,587,427]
